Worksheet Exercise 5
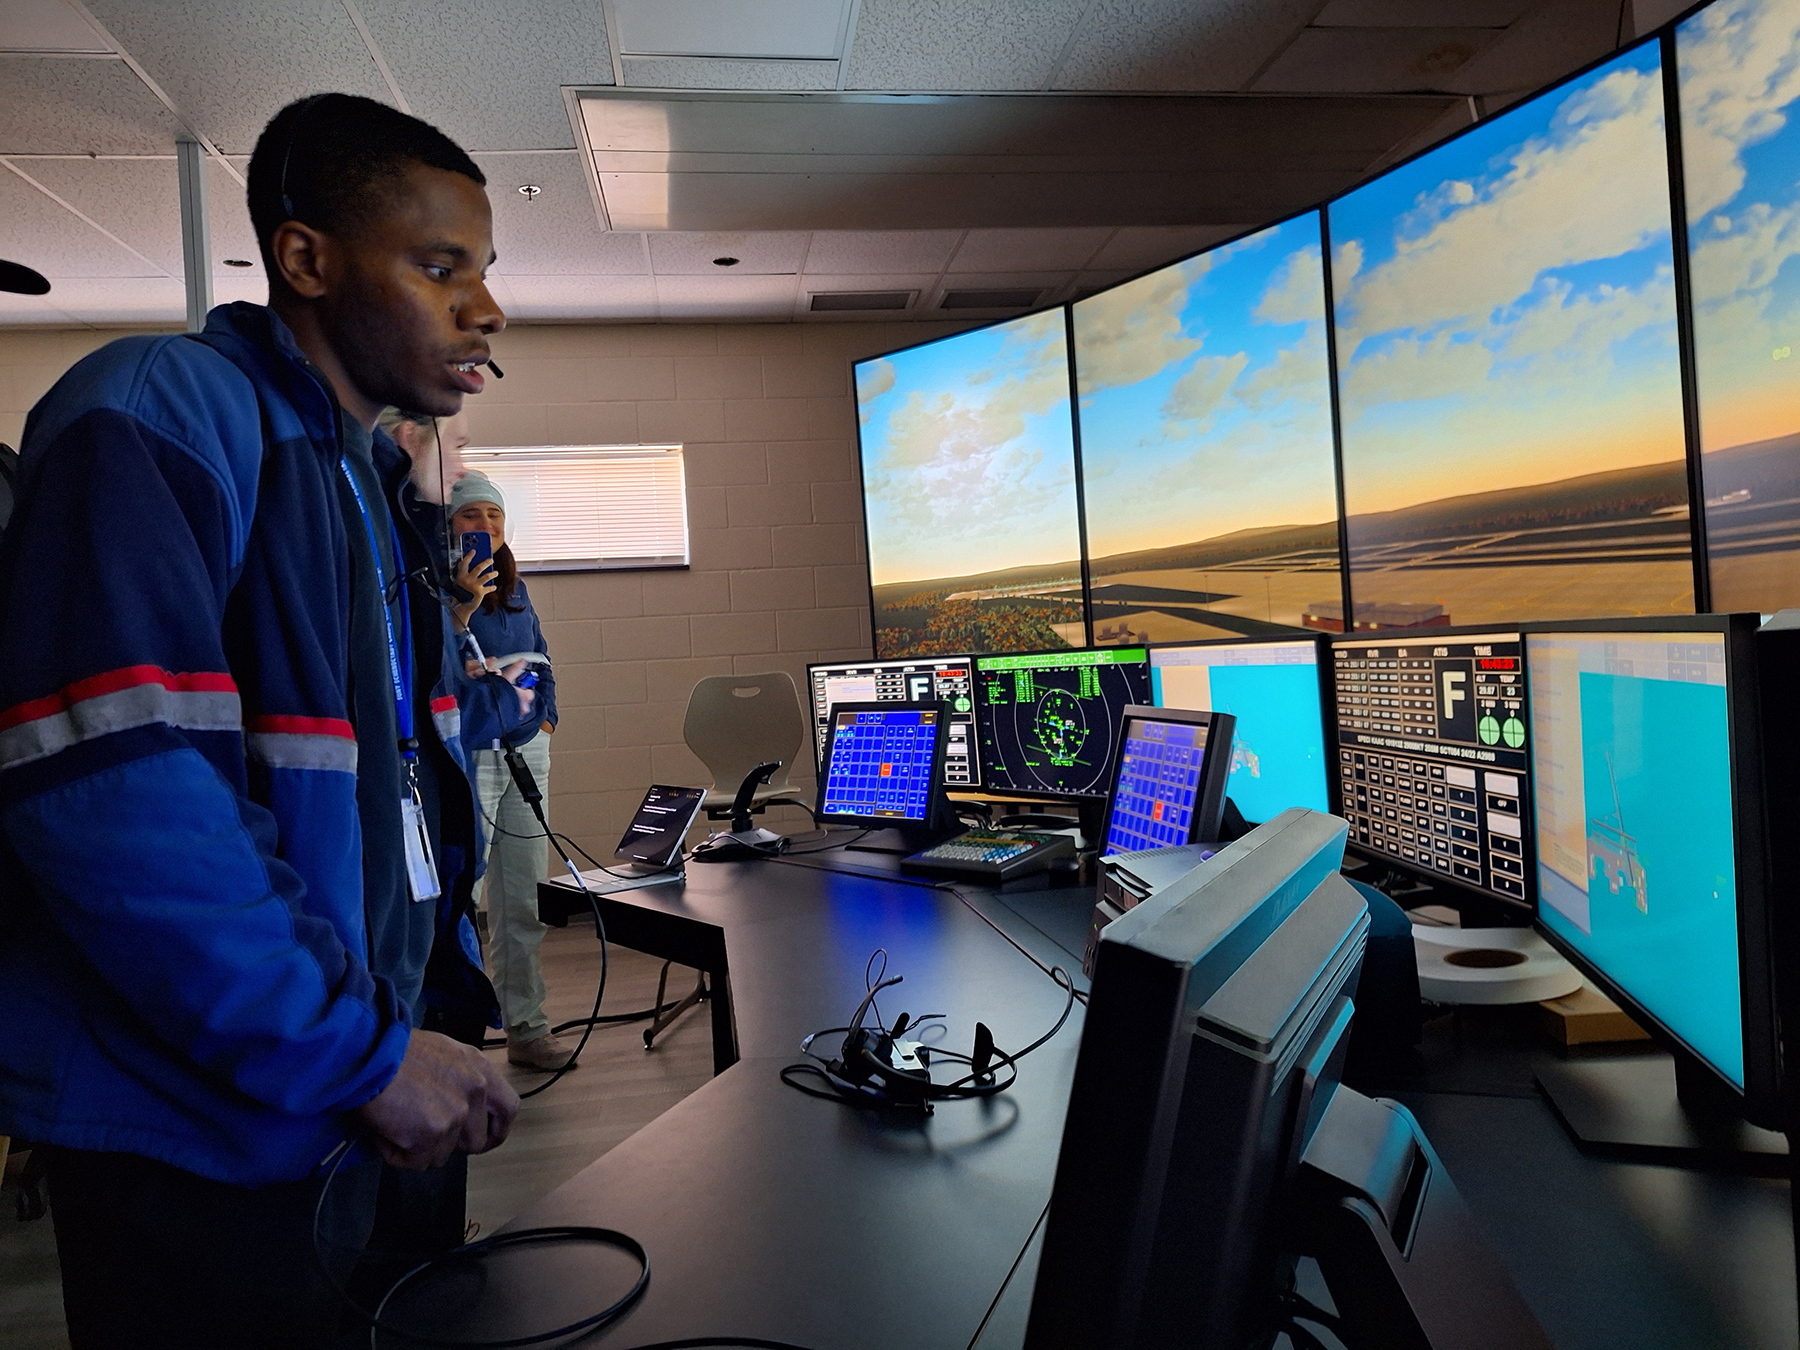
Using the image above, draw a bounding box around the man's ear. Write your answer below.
[268,221,332,300]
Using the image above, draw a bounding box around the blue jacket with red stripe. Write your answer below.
[0,302,490,1184]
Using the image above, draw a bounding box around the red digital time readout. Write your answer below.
[1475,658,1518,671]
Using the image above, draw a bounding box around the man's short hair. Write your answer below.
[247,93,485,274]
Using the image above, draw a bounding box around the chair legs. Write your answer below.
[644,959,710,1051]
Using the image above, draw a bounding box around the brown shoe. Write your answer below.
[506,1031,579,1072]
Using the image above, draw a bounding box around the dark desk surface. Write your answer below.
[515,849,1795,1350]
[508,854,1083,1350]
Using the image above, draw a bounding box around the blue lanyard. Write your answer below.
[339,458,415,754]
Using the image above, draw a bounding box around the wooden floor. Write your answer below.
[0,927,715,1349]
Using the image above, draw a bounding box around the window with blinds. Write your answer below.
[458,444,688,571]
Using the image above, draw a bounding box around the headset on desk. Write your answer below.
[781,948,1078,1112]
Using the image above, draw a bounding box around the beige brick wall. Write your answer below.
[0,315,967,855]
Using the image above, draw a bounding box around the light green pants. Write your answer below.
[474,734,553,1042]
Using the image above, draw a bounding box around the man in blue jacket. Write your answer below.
[0,93,519,1346]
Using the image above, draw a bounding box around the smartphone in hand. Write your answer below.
[460,531,493,566]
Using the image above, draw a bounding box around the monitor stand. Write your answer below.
[845,825,954,856]
[1535,1051,1787,1175]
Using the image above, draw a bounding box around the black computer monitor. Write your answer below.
[815,702,953,842]
[1027,809,1367,1347]
[806,656,979,787]
[1098,706,1236,856]
[972,646,1153,801]
[1526,615,1776,1126]
[1150,635,1331,824]
[1329,626,1532,909]
[1025,808,1551,1350]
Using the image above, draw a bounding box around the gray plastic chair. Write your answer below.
[683,671,812,819]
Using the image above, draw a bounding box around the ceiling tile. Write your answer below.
[1312,0,1530,25]
[843,0,1089,91]
[81,0,393,154]
[0,289,77,325]
[35,276,184,323]
[612,0,850,60]
[209,157,263,277]
[502,275,658,321]
[0,164,165,278]
[1253,27,1502,93]
[472,152,646,275]
[357,0,610,151]
[0,56,183,154]
[622,56,839,89]
[647,231,810,275]
[21,156,182,274]
[1053,0,1320,92]
[1085,224,1259,271]
[0,0,112,52]
[948,227,1113,272]
[801,229,962,273]
[1441,0,1622,98]
[654,272,798,317]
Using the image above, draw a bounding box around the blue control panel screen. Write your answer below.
[821,708,939,821]
[1151,640,1328,823]
[1103,718,1210,856]
[1529,632,1743,1087]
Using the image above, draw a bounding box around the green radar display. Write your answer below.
[1035,689,1088,767]
[1502,716,1525,749]
[1478,714,1500,746]
[975,647,1152,798]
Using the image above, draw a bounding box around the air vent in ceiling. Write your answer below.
[809,290,914,312]
[940,288,1043,311]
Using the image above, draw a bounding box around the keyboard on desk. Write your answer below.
[900,829,1075,883]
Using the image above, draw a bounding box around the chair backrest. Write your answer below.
[683,671,806,793]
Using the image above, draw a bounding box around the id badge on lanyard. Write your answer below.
[342,458,442,903]
[401,772,441,903]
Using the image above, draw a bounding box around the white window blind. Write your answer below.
[459,444,689,571]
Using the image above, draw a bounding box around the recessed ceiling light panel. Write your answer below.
[611,0,850,60]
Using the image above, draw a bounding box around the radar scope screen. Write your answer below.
[974,647,1153,798]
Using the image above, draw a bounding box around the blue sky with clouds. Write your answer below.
[1329,40,1687,518]
[855,310,1082,586]
[1071,215,1340,558]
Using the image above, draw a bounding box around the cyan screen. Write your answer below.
[1529,632,1742,1086]
[1151,639,1328,823]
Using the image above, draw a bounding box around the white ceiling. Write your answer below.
[0,0,1678,327]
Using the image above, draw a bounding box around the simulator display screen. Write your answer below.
[820,708,941,822]
[1328,42,1692,630]
[1529,631,1743,1087]
[1678,0,1800,615]
[856,312,1087,658]
[1151,639,1328,822]
[1072,214,1342,645]
[809,658,978,786]
[1333,632,1531,903]
[975,647,1153,798]
[1103,718,1213,856]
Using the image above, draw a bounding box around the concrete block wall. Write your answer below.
[0,315,968,856]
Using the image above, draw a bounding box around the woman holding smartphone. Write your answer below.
[444,472,571,1073]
